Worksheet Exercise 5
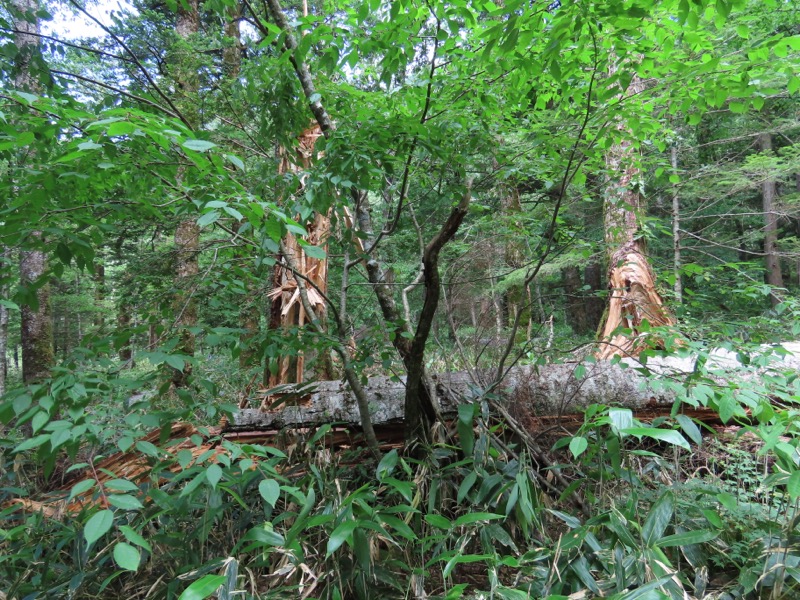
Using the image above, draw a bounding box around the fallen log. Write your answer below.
[12,344,800,516]
[233,343,800,430]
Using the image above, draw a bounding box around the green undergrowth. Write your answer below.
[3,398,800,599]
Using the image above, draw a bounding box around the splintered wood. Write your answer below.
[267,124,330,391]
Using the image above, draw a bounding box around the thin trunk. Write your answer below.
[94,261,105,329]
[491,276,503,338]
[584,263,604,334]
[758,132,783,306]
[562,265,588,335]
[222,3,242,78]
[597,73,673,359]
[671,145,682,305]
[172,0,200,387]
[119,306,132,363]
[0,248,8,396]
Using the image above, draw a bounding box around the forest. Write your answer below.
[1,0,800,597]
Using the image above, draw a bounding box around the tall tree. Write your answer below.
[757,131,783,306]
[597,74,674,359]
[171,0,200,387]
[13,0,53,386]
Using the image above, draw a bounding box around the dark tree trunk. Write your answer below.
[757,132,783,306]
[0,248,8,396]
[94,261,105,329]
[584,263,604,334]
[562,265,589,335]
[171,0,200,387]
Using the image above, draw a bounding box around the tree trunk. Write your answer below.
[20,246,53,384]
[0,248,9,396]
[584,263,604,334]
[671,145,683,305]
[597,73,673,359]
[222,2,242,78]
[171,0,200,387]
[266,125,330,388]
[93,261,105,329]
[757,132,783,306]
[234,344,800,430]
[14,0,53,386]
[562,265,588,335]
[118,305,132,363]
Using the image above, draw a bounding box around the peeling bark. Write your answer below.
[267,125,330,387]
[597,73,673,359]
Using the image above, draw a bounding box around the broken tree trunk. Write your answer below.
[266,125,330,388]
[597,72,674,360]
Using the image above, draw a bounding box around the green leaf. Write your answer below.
[642,491,674,547]
[621,427,690,450]
[457,470,477,503]
[85,509,114,547]
[569,436,589,458]
[225,153,244,170]
[656,529,718,547]
[113,542,141,571]
[135,440,161,458]
[69,479,97,500]
[164,354,186,371]
[197,210,221,228]
[258,479,280,506]
[31,411,48,434]
[609,408,633,433]
[178,575,225,600]
[301,244,326,259]
[119,525,152,552]
[424,514,452,529]
[327,521,358,555]
[104,478,139,492]
[376,449,398,480]
[107,494,144,511]
[182,139,217,152]
[453,512,505,527]
[206,464,223,488]
[676,415,702,445]
[15,434,50,452]
[787,470,800,500]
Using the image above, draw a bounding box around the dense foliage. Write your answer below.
[1,0,800,597]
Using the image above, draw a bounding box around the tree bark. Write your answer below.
[562,265,588,335]
[20,246,53,384]
[597,73,673,359]
[671,145,683,305]
[233,344,800,430]
[0,248,10,396]
[266,125,330,387]
[757,132,783,306]
[171,0,200,387]
[14,0,53,387]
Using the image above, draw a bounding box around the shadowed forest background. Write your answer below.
[2,0,800,598]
